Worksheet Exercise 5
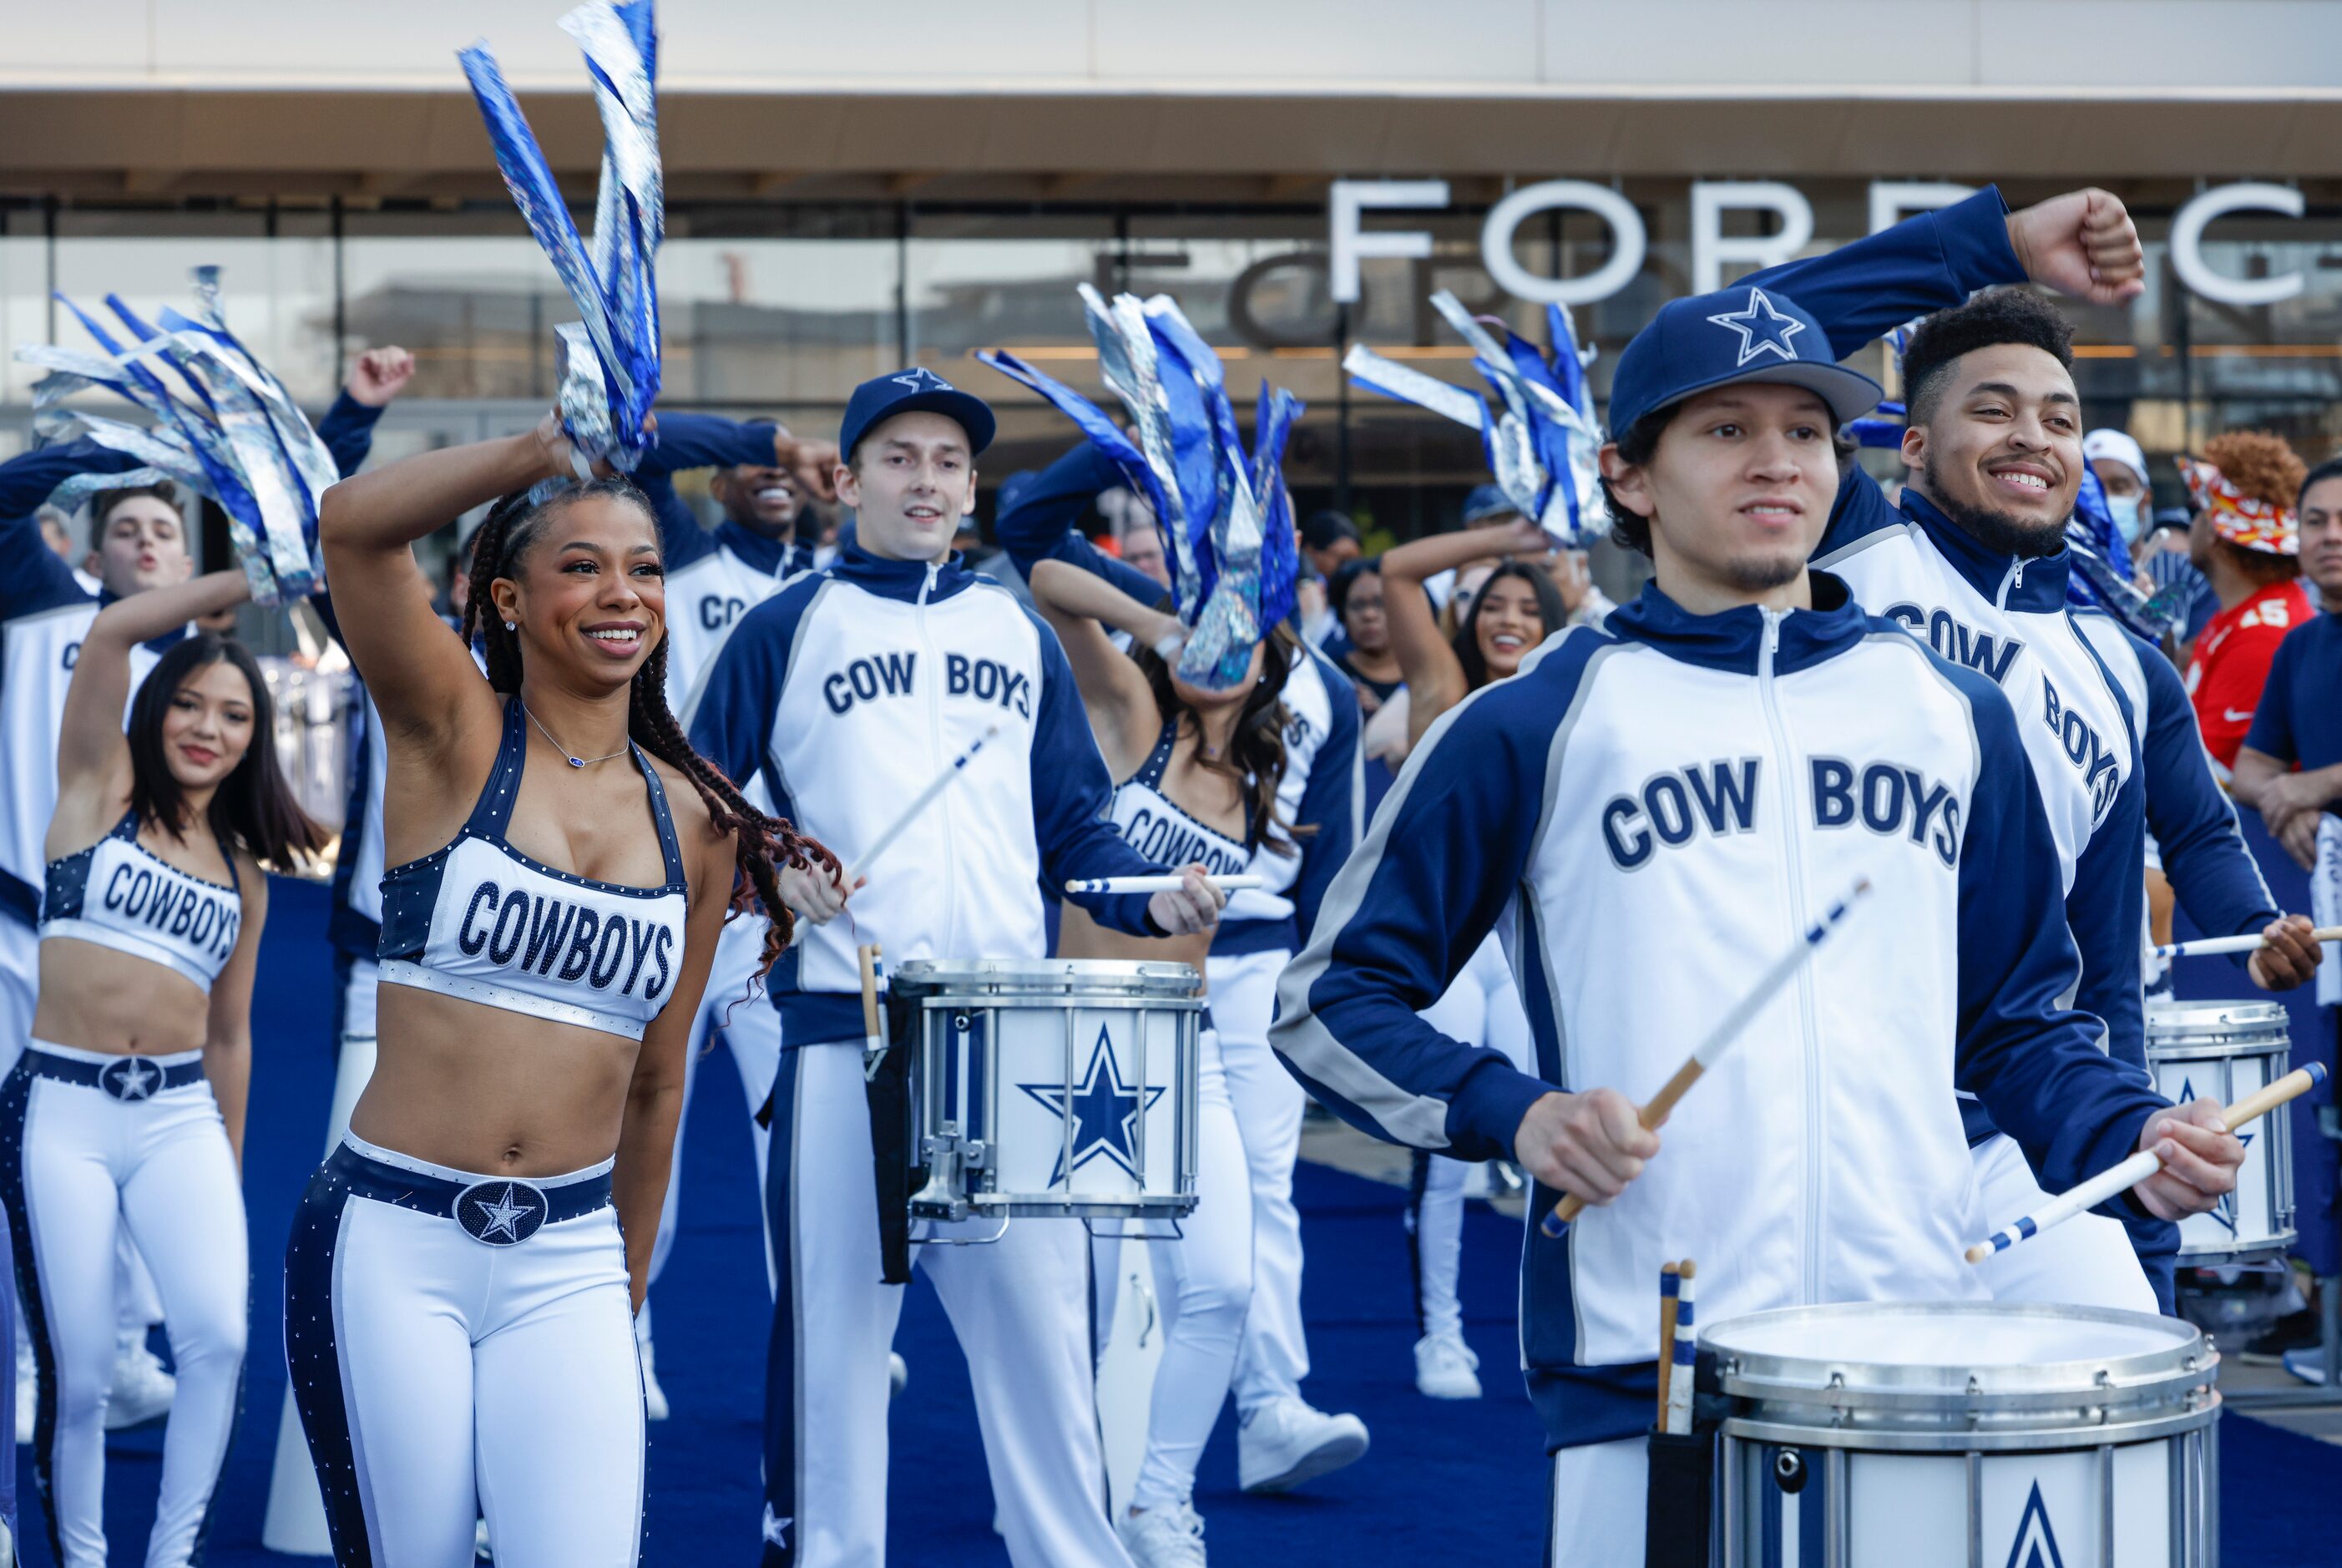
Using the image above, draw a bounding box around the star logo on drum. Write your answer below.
[1706,286,1805,366]
[2178,1075,2251,1236]
[1019,1026,1166,1183]
[2004,1479,2065,1568]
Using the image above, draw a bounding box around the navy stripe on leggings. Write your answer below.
[284,1163,372,1566]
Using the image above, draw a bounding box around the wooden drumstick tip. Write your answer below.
[1963,1240,1994,1265]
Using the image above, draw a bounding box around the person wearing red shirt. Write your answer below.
[2181,431,2312,776]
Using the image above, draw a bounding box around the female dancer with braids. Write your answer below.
[292,415,827,1566]
[7,567,320,1568]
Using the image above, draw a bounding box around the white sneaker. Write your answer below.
[104,1343,174,1430]
[888,1352,908,1398]
[1119,1499,1207,1567]
[14,1333,33,1442]
[1414,1330,1482,1399]
[1236,1395,1368,1494]
[635,1312,669,1422]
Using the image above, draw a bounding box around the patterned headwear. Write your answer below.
[979,288,1303,692]
[460,1,662,473]
[17,267,340,605]
[2179,456,2299,556]
[1343,295,1602,545]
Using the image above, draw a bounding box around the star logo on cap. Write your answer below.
[1706,287,1806,367]
[891,367,955,392]
[1018,1026,1166,1184]
[455,1180,549,1247]
[100,1057,159,1102]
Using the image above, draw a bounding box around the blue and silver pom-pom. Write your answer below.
[460,0,662,472]
[2068,464,2187,640]
[1344,291,1603,546]
[980,289,1303,693]
[17,266,340,605]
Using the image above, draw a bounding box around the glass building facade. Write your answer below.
[5,181,2339,552]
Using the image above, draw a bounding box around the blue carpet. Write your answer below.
[20,875,2342,1564]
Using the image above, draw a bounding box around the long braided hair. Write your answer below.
[461,478,836,977]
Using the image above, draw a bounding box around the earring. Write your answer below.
[503,620,517,631]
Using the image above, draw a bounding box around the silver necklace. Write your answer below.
[522,703,630,768]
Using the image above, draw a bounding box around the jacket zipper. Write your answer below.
[1996,558,2025,611]
[1757,609,1824,1306]
[914,563,956,954]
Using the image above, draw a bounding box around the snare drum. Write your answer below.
[1707,1302,2219,1567]
[894,959,1201,1223]
[2147,998,2294,1261]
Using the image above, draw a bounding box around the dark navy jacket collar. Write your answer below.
[829,544,979,605]
[1898,488,2071,613]
[1607,570,1870,676]
[714,519,807,579]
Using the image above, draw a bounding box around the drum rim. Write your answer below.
[1702,1302,2215,1414]
[1719,1397,2220,1454]
[2145,1034,2293,1057]
[2145,996,2291,1031]
[892,957,1204,999]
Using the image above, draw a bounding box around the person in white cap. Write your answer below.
[2084,427,2154,548]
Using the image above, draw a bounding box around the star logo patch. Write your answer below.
[100,1057,160,1102]
[2003,1479,2065,1568]
[890,367,955,393]
[1706,286,1807,367]
[454,1180,549,1247]
[1018,1026,1166,1184]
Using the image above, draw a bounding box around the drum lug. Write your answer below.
[910,1126,974,1222]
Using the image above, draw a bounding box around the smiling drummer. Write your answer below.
[685,367,1223,1568]
[1269,190,2247,1564]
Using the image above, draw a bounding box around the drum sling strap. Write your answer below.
[864,994,923,1285]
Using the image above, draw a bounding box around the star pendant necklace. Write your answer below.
[522,702,630,768]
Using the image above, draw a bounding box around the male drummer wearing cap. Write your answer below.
[1723,190,2322,1313]
[1271,190,2246,1561]
[687,367,1223,1568]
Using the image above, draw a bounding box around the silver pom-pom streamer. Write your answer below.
[17,266,340,604]
[459,0,662,470]
[980,287,1303,692]
[1344,291,1605,545]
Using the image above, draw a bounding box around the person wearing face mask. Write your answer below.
[10,566,325,1568]
[2085,427,2153,549]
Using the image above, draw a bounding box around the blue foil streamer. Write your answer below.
[459,1,662,469]
[18,267,339,604]
[979,290,1302,691]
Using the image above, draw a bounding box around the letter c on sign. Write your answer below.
[2171,184,2304,307]
[1480,182,1646,307]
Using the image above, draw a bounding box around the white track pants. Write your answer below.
[1408,938,1532,1341]
[286,1132,642,1568]
[3,1043,246,1568]
[1550,1437,1646,1565]
[1968,1133,2157,1313]
[762,1041,1130,1568]
[1091,1030,1253,1511]
[1205,949,1311,1414]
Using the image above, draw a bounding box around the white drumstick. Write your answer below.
[1965,1062,2328,1265]
[1064,874,1267,895]
[787,726,998,948]
[2152,924,2340,960]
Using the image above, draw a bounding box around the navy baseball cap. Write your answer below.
[837,367,997,463]
[1607,283,1881,439]
[1461,483,1519,524]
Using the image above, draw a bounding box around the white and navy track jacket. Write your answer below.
[994,442,1364,953]
[5,395,382,943]
[686,547,1166,1045]
[1272,574,2170,1451]
[630,413,827,718]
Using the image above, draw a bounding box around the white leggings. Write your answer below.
[286,1131,643,1568]
[1409,939,1531,1341]
[1093,1029,1254,1511]
[3,1041,247,1568]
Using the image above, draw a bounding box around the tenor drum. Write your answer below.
[1707,1302,2219,1568]
[894,959,1201,1222]
[2147,999,2294,1261]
